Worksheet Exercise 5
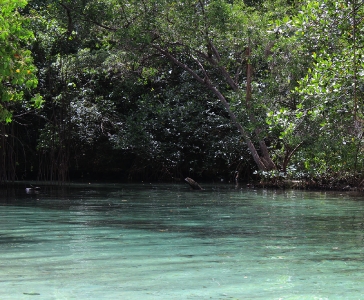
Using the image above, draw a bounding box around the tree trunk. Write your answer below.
[0,124,18,183]
[246,43,276,171]
[153,45,275,171]
[246,43,253,109]
[207,84,272,171]
[282,142,303,174]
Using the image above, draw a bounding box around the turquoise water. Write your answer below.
[1,184,364,299]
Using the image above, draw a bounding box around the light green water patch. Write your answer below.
[0,184,364,299]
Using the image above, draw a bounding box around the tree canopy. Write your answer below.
[0,0,363,187]
[0,0,42,123]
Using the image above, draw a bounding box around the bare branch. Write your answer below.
[152,44,206,85]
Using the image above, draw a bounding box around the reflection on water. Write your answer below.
[1,184,364,299]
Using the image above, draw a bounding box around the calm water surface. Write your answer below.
[1,183,364,299]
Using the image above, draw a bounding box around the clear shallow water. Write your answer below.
[1,184,364,299]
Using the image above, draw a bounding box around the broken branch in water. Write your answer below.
[185,177,203,190]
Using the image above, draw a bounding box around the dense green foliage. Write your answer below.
[1,0,363,186]
[0,0,42,122]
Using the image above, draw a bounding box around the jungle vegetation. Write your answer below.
[1,0,363,187]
